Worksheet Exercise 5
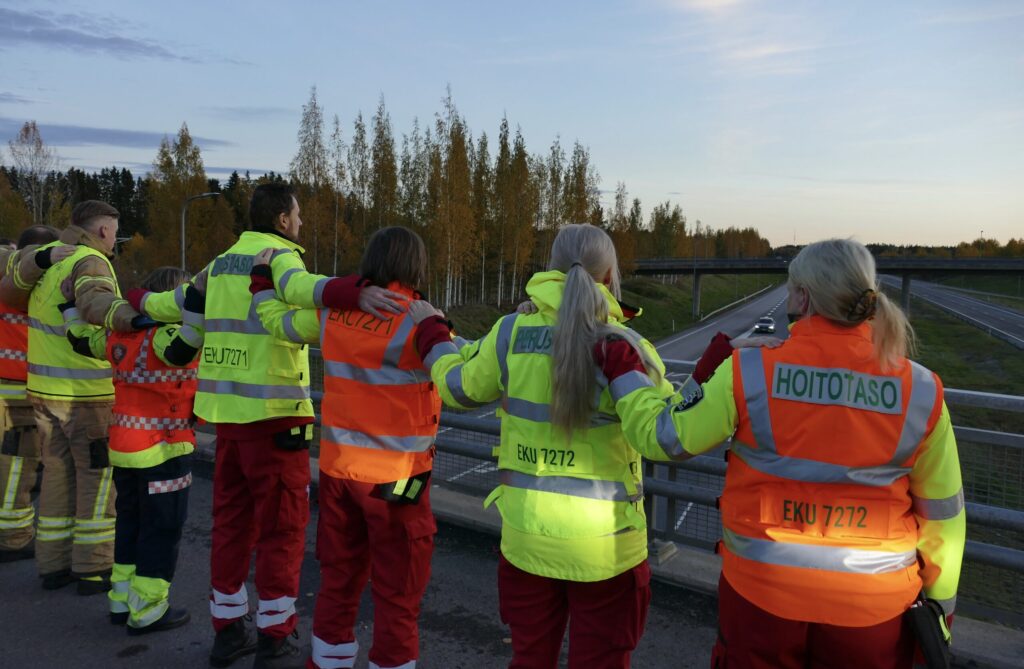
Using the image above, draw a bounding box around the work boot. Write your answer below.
[252,630,305,669]
[77,574,111,596]
[127,607,191,636]
[209,618,257,668]
[40,569,74,590]
[0,545,34,563]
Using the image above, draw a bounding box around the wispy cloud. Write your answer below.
[0,117,232,150]
[0,7,198,62]
[0,92,33,104]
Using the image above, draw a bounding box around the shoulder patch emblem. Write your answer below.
[111,344,128,364]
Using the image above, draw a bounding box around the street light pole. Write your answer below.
[180,192,221,270]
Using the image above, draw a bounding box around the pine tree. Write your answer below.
[291,86,330,271]
[471,132,493,302]
[347,111,370,246]
[491,117,512,305]
[369,96,399,231]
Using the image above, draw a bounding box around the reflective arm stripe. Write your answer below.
[444,365,487,408]
[499,469,643,503]
[251,289,276,308]
[277,268,300,296]
[911,488,965,520]
[312,277,329,308]
[655,403,687,458]
[28,363,111,380]
[324,360,427,386]
[423,341,459,370]
[723,527,918,574]
[609,370,654,403]
[281,311,306,344]
[321,426,433,453]
[197,378,310,401]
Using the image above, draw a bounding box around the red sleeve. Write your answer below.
[594,338,646,381]
[693,332,733,384]
[414,316,453,361]
[249,265,274,295]
[320,275,368,311]
[126,288,150,312]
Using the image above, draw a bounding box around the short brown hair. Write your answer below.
[72,200,120,230]
[359,227,428,289]
[16,225,60,249]
[141,266,191,293]
[250,183,296,231]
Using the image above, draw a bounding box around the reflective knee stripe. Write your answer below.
[256,595,297,629]
[0,506,34,529]
[210,585,249,620]
[312,636,358,669]
[128,590,169,628]
[109,563,134,614]
[369,661,416,669]
[3,456,24,509]
[92,467,114,521]
[722,527,918,574]
[37,516,75,541]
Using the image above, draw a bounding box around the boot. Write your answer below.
[127,607,190,636]
[77,573,112,596]
[40,569,74,590]
[0,545,34,563]
[209,618,257,668]
[252,630,305,669]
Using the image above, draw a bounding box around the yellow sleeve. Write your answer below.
[615,357,738,460]
[139,285,188,323]
[910,401,966,616]
[425,315,509,409]
[270,250,332,308]
[252,288,321,344]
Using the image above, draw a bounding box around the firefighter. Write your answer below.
[0,225,60,562]
[62,266,204,634]
[412,223,680,668]
[250,226,441,669]
[603,238,965,668]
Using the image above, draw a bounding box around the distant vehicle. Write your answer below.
[754,316,775,334]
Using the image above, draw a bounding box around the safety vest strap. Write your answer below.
[321,425,433,453]
[499,469,643,503]
[28,318,66,336]
[28,362,112,380]
[722,526,917,575]
[323,360,428,386]
[197,378,309,401]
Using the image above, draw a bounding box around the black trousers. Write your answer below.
[112,454,191,582]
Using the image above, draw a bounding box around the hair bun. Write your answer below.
[846,288,878,322]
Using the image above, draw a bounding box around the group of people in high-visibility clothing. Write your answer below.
[0,179,964,669]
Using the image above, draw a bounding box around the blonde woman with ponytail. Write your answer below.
[411,223,680,668]
[605,238,965,669]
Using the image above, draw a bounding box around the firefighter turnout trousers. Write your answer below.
[0,402,40,550]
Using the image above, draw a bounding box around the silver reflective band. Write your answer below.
[495,314,517,392]
[277,268,300,296]
[28,318,66,336]
[503,397,621,428]
[312,635,358,669]
[197,378,310,401]
[324,360,427,386]
[731,441,911,487]
[423,341,459,370]
[609,371,654,403]
[204,317,268,335]
[445,365,486,408]
[722,527,918,574]
[281,311,306,344]
[739,348,778,454]
[500,469,643,503]
[28,363,112,380]
[382,315,416,367]
[312,277,329,308]
[889,362,938,466]
[911,488,965,520]
[322,426,433,452]
[655,403,686,458]
[250,289,276,308]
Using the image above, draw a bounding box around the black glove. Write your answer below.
[35,247,55,269]
[57,300,77,314]
[131,315,159,330]
[182,284,205,313]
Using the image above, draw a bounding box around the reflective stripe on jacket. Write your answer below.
[430,271,675,582]
[107,328,198,468]
[27,243,114,400]
[194,232,315,424]
[319,283,439,483]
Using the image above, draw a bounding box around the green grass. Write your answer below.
[933,275,1024,311]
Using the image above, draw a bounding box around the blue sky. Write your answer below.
[0,0,1021,246]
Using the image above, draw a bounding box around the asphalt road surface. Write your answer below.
[880,275,1024,348]
[0,460,719,669]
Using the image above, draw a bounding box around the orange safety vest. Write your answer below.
[107,328,199,458]
[0,302,29,383]
[319,283,440,484]
[722,316,943,627]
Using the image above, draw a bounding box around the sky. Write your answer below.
[0,0,1021,247]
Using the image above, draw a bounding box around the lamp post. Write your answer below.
[180,192,221,270]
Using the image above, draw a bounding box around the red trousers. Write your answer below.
[310,473,436,669]
[712,574,916,669]
[498,555,651,669]
[210,433,310,638]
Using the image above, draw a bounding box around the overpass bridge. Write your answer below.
[633,257,1024,318]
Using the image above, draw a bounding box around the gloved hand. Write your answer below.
[693,332,733,384]
[249,264,273,295]
[126,288,150,313]
[593,336,646,382]
[130,315,159,330]
[182,284,205,313]
[57,300,76,314]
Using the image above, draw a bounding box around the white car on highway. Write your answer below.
[754,316,776,334]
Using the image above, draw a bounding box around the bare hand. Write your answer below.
[253,248,275,267]
[516,300,538,315]
[50,244,76,264]
[731,335,784,349]
[408,300,444,324]
[359,285,408,320]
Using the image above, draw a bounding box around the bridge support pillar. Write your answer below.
[692,273,703,320]
[900,275,912,316]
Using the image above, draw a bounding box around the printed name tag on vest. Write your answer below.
[512,326,553,354]
[211,254,255,277]
[203,346,250,369]
[760,490,892,540]
[772,363,902,414]
[328,310,394,337]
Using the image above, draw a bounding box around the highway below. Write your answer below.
[880,275,1024,348]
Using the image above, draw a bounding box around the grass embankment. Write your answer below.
[446,274,780,341]
[933,275,1024,311]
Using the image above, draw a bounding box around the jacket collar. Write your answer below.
[59,225,112,258]
[790,314,872,341]
[525,270,628,324]
[241,229,305,254]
